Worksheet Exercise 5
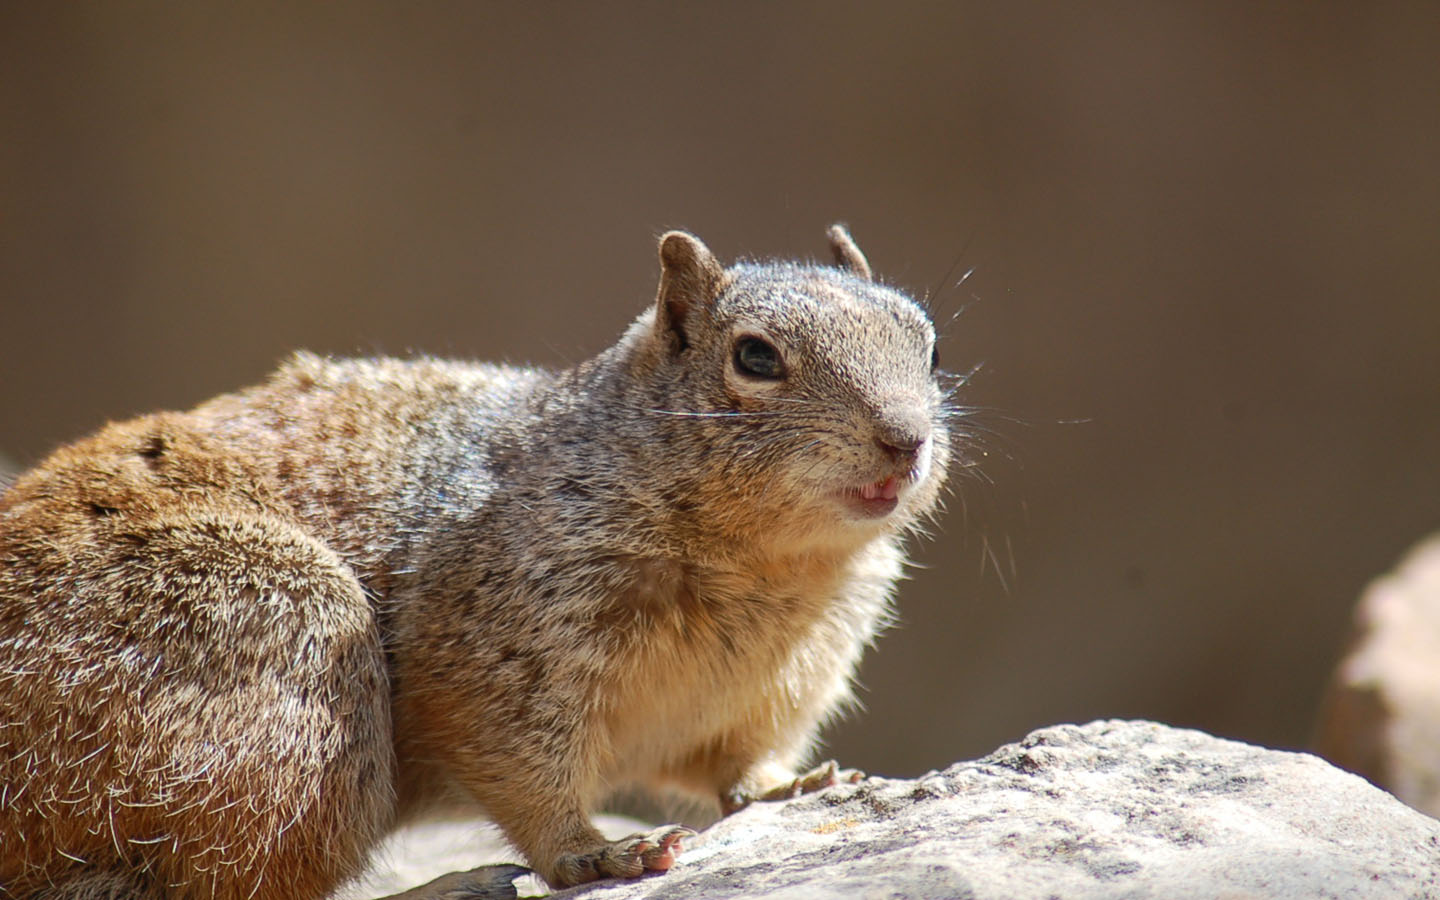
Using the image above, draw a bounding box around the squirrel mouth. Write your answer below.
[838,475,903,519]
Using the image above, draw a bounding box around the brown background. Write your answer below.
[3,3,1438,778]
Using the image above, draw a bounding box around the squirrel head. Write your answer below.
[615,225,951,556]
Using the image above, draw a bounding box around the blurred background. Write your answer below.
[2,3,1437,778]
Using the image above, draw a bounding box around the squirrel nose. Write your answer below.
[875,417,930,464]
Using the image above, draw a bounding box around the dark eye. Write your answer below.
[734,336,784,379]
[930,344,940,373]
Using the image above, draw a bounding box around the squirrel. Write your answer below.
[0,225,952,899]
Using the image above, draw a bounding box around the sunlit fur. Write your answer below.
[0,227,953,897]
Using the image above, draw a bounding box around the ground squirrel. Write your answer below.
[0,226,953,898]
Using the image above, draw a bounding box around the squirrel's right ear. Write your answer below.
[655,231,723,352]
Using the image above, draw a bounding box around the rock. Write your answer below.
[360,720,1440,899]
[342,817,642,899]
[1317,534,1440,817]
[341,819,523,898]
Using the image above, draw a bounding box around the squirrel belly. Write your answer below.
[0,225,953,896]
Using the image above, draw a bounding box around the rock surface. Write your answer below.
[1318,533,1440,817]
[356,720,1440,899]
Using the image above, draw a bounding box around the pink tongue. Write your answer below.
[861,476,900,501]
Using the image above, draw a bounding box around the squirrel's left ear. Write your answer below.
[655,230,724,352]
[827,224,873,282]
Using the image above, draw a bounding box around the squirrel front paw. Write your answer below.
[722,760,865,814]
[549,824,696,887]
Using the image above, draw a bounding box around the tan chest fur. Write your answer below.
[594,547,897,791]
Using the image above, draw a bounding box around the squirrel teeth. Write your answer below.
[859,476,901,501]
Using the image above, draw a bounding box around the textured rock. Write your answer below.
[358,720,1440,899]
[1318,534,1440,817]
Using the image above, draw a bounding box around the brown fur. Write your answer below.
[0,226,953,896]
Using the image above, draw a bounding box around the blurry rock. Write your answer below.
[361,720,1440,899]
[1317,534,1440,816]
[340,819,521,898]
[343,816,644,899]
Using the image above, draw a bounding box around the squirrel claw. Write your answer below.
[743,760,865,807]
[552,825,696,886]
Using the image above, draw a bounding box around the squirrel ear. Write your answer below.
[656,230,724,351]
[827,224,874,282]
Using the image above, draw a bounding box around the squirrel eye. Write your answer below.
[930,344,940,373]
[734,336,784,379]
